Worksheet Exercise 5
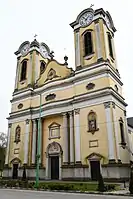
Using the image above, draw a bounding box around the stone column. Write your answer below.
[24,119,30,164]
[69,112,74,164]
[95,22,102,60]
[32,120,37,164]
[124,110,130,149]
[59,154,62,180]
[37,118,42,164]
[45,155,49,179]
[63,113,68,164]
[5,124,12,165]
[112,102,121,161]
[74,109,81,163]
[14,58,20,90]
[35,52,39,82]
[104,102,115,161]
[75,31,81,67]
[28,53,32,86]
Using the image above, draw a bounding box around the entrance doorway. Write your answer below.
[51,156,59,180]
[12,164,18,179]
[90,161,100,181]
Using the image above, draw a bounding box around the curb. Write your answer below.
[0,186,132,197]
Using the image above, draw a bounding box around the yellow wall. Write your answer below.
[42,115,63,167]
[79,104,109,165]
[9,121,25,166]
[114,105,130,163]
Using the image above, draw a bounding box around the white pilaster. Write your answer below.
[69,112,74,163]
[74,109,81,163]
[5,124,12,165]
[104,102,115,160]
[124,111,130,149]
[35,52,39,82]
[95,23,102,59]
[75,31,81,67]
[63,113,68,163]
[32,120,37,164]
[59,155,62,180]
[24,119,30,164]
[45,156,49,179]
[14,58,20,90]
[28,53,32,85]
[112,102,121,161]
[37,118,42,164]
[103,24,109,58]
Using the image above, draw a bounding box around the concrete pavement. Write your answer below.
[0,189,131,199]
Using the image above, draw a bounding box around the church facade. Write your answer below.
[4,6,131,181]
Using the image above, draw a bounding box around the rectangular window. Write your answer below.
[49,127,60,139]
[108,34,114,59]
[119,122,125,144]
[84,32,93,56]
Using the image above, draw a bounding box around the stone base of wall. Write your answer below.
[3,164,130,181]
[3,167,46,180]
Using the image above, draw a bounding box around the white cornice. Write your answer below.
[8,88,127,123]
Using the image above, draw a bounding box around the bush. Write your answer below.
[129,169,133,194]
[97,173,105,192]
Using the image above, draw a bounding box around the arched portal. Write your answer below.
[45,142,62,180]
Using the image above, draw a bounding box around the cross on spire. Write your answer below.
[90,4,94,8]
[34,34,38,40]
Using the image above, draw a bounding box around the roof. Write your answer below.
[127,117,133,128]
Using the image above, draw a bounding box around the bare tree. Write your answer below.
[0,132,7,148]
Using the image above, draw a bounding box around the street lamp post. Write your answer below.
[34,93,42,188]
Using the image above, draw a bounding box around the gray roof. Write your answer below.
[127,117,133,128]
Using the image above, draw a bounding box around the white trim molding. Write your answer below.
[104,102,115,160]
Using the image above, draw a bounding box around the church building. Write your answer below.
[4,6,131,181]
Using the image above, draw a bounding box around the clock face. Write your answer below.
[79,12,94,27]
[21,44,30,56]
[40,45,48,58]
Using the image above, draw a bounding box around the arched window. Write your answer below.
[15,125,21,144]
[20,61,27,81]
[84,31,93,56]
[119,118,126,145]
[88,111,97,132]
[40,61,46,75]
[107,33,114,58]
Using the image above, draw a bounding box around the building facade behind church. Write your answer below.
[4,6,132,181]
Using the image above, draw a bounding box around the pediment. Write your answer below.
[37,59,74,86]
[48,122,61,128]
[87,152,103,160]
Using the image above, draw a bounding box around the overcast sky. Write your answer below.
[0,0,132,133]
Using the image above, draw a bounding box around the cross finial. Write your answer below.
[34,34,38,40]
[90,4,94,8]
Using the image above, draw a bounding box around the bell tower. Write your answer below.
[70,7,117,70]
[14,39,51,93]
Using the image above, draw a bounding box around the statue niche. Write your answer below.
[88,111,98,133]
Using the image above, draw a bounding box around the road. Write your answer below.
[0,189,129,199]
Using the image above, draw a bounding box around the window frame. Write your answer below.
[107,33,114,59]
[119,118,126,145]
[48,122,61,140]
[20,60,28,82]
[82,30,94,58]
[40,61,46,75]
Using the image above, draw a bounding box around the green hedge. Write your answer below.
[0,180,116,192]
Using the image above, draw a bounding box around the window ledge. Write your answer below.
[20,79,26,84]
[84,53,95,60]
[87,128,99,134]
[109,55,115,62]
[48,136,61,140]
